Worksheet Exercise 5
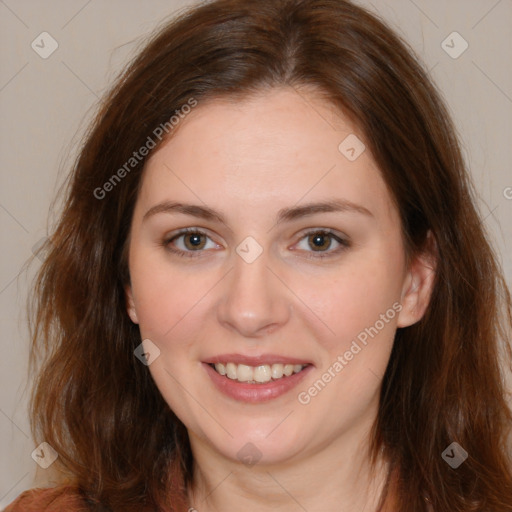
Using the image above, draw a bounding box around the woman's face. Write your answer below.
[126,87,432,467]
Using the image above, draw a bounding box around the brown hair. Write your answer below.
[29,0,512,510]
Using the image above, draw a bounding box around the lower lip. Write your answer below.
[203,363,313,403]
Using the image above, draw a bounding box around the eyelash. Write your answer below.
[163,227,350,260]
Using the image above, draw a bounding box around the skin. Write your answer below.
[125,86,436,511]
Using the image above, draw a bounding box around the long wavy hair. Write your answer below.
[28,0,512,510]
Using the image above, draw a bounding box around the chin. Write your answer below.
[197,415,312,467]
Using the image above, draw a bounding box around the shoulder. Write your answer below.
[3,485,88,512]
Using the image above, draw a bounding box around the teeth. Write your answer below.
[226,362,237,379]
[216,362,227,376]
[213,362,306,383]
[237,364,253,382]
[271,363,284,379]
[283,364,294,376]
[254,365,272,383]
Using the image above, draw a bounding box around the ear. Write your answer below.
[396,231,437,328]
[125,285,139,324]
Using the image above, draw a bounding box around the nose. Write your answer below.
[216,249,292,339]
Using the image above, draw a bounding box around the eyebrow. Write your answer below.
[142,198,374,225]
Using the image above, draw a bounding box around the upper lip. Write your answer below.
[204,353,313,366]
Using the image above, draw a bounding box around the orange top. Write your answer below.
[4,483,399,512]
[4,485,90,512]
[4,484,191,511]
[5,454,190,511]
[4,465,401,511]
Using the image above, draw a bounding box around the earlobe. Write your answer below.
[125,285,139,324]
[397,231,437,328]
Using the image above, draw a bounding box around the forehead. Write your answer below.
[137,87,396,227]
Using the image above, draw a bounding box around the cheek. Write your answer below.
[129,250,211,341]
[293,261,400,417]
[290,251,404,353]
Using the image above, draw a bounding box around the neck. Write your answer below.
[186,426,392,512]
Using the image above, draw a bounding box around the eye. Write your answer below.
[164,228,220,258]
[163,228,350,260]
[293,229,350,259]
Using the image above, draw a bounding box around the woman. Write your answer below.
[6,0,512,510]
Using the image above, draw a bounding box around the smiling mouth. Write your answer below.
[209,362,309,384]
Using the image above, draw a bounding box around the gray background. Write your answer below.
[1,0,511,507]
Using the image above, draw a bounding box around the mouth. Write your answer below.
[208,362,310,384]
[202,355,313,403]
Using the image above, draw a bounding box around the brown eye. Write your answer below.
[295,229,350,259]
[308,232,333,251]
[164,228,219,258]
[183,232,207,250]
